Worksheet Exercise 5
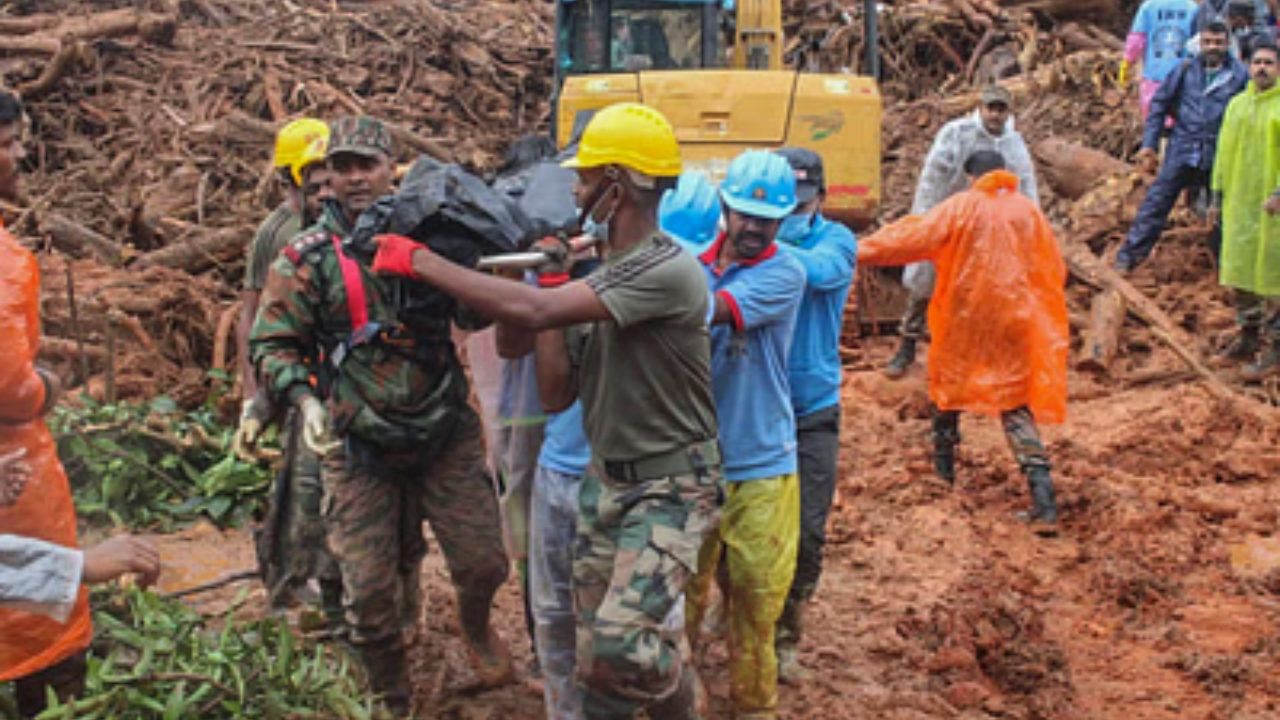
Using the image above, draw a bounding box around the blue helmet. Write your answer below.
[659,171,721,246]
[719,149,798,221]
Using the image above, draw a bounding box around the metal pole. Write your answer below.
[863,0,880,81]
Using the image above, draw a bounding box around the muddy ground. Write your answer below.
[148,325,1280,719]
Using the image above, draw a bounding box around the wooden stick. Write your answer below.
[163,569,258,600]
[64,264,89,384]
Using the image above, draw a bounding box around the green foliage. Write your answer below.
[31,587,375,720]
[49,397,274,531]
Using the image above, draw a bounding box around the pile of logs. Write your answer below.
[784,0,1131,98]
[0,0,554,404]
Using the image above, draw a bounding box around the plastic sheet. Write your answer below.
[859,170,1069,423]
[0,226,92,681]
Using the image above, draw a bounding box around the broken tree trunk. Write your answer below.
[132,227,246,273]
[1034,138,1131,201]
[39,212,122,265]
[1076,288,1127,373]
[1062,240,1278,422]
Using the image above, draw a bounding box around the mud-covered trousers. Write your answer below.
[932,405,1050,472]
[777,405,840,651]
[259,408,341,614]
[1116,163,1219,269]
[530,465,585,719]
[321,406,508,709]
[573,450,723,719]
[686,473,800,719]
[899,262,935,341]
[1235,291,1280,340]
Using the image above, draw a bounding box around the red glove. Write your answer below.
[372,234,427,278]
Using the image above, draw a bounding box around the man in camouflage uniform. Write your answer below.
[249,116,512,715]
[233,118,339,616]
[371,102,720,719]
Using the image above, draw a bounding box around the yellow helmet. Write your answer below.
[562,102,682,179]
[272,118,329,183]
[291,135,329,186]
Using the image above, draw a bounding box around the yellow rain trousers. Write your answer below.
[686,473,799,719]
[1213,80,1280,296]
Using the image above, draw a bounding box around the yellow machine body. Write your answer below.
[557,68,881,226]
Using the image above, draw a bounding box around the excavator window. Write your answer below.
[558,0,721,74]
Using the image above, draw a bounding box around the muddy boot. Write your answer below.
[464,626,515,689]
[931,418,959,485]
[1217,326,1260,365]
[884,337,917,379]
[775,599,810,685]
[647,664,707,720]
[358,639,411,717]
[1023,465,1059,536]
[1242,340,1280,381]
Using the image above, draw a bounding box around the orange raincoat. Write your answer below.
[860,170,1069,423]
[0,222,91,680]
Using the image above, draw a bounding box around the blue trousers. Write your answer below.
[1117,162,1220,269]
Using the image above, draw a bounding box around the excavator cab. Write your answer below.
[552,0,882,229]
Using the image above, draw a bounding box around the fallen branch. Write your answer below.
[1062,241,1277,420]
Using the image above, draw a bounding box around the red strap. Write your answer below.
[331,234,368,333]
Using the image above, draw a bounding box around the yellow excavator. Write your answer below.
[553,0,882,227]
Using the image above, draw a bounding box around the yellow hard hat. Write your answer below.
[273,118,329,181]
[562,102,682,178]
[291,135,329,186]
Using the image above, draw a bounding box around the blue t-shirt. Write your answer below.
[538,400,590,476]
[695,236,804,482]
[778,215,857,417]
[1132,0,1198,82]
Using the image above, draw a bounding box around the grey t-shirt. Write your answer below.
[579,234,717,462]
[244,204,302,292]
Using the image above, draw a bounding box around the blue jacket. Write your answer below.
[1144,55,1249,170]
[779,215,857,417]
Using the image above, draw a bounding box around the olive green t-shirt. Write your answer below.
[578,234,717,462]
[243,204,302,291]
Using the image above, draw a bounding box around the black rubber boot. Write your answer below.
[358,638,411,717]
[1218,326,1260,363]
[884,337,917,379]
[1242,340,1280,381]
[1025,465,1059,536]
[931,419,959,485]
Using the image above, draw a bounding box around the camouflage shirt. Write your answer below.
[243,203,302,292]
[248,206,480,449]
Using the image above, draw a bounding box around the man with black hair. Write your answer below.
[1116,19,1248,271]
[372,102,720,719]
[857,150,1069,535]
[1212,39,1280,377]
[250,116,512,716]
[885,85,1039,379]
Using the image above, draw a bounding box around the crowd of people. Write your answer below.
[2,0,1278,717]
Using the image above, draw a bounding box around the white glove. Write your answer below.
[298,395,340,455]
[230,398,266,461]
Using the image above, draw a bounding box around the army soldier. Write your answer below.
[372,102,720,719]
[249,116,511,715]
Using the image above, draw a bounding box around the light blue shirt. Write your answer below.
[538,400,590,477]
[1132,0,1198,83]
[694,236,804,482]
[779,214,857,417]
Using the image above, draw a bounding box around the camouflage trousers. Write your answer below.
[932,404,1050,471]
[259,408,341,612]
[573,447,723,720]
[321,405,508,707]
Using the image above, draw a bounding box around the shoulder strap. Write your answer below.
[282,231,330,266]
[331,234,369,334]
